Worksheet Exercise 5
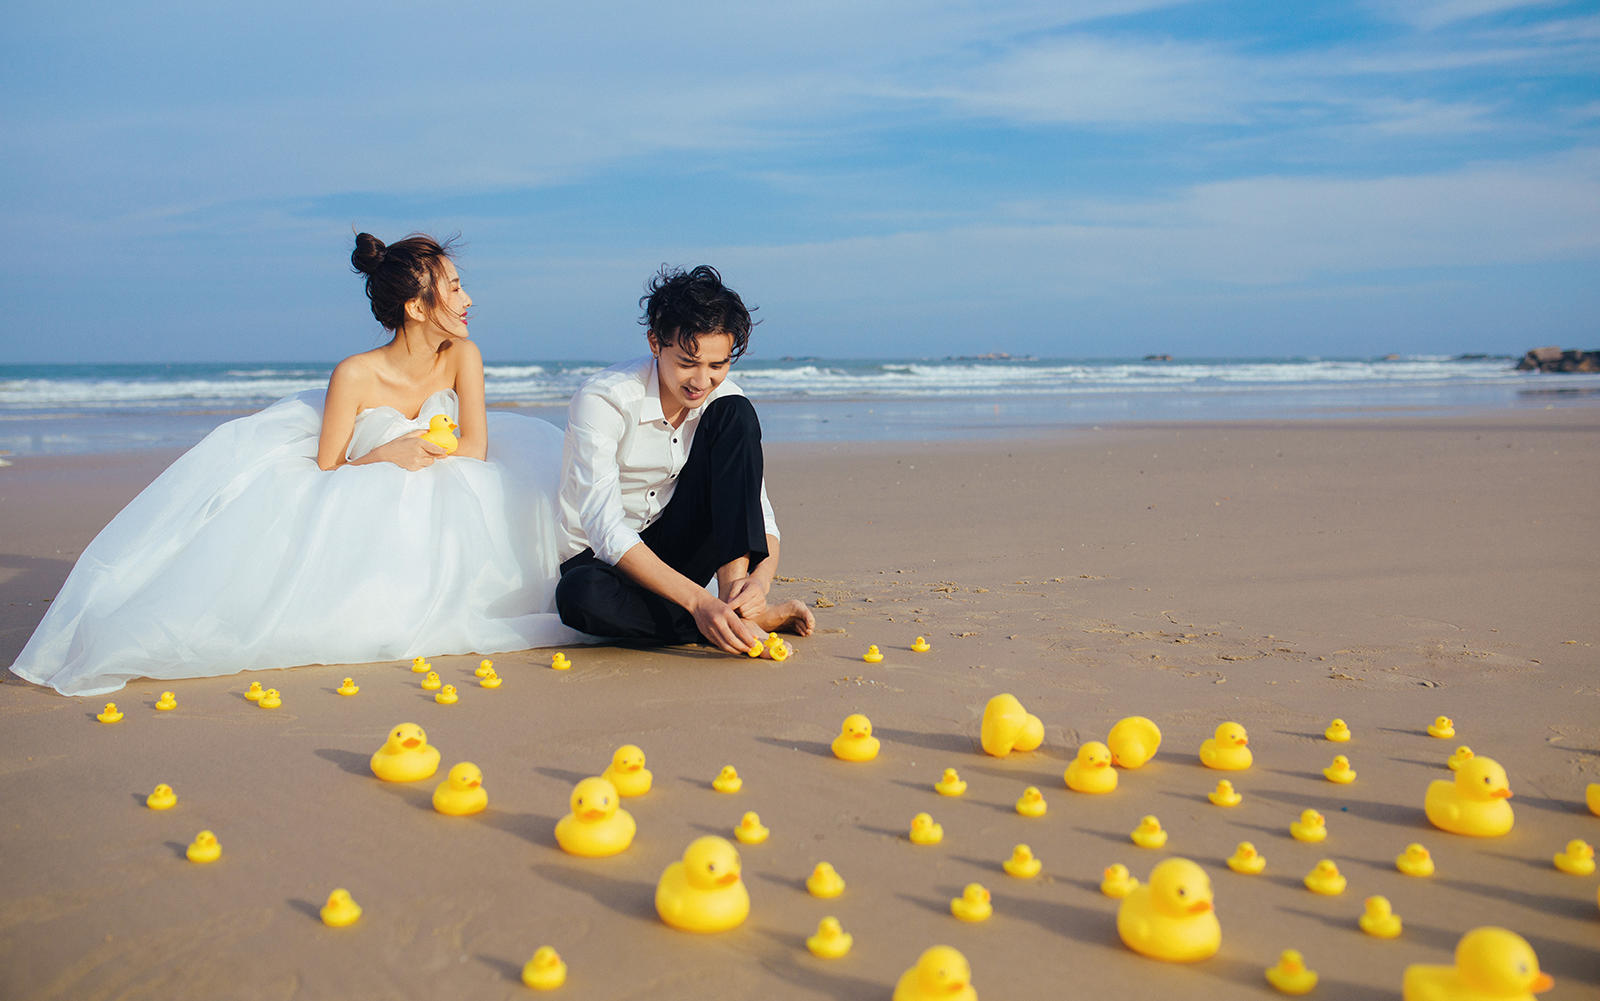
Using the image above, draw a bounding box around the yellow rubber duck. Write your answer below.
[655,835,749,933]
[432,761,487,816]
[863,644,884,663]
[155,692,177,711]
[768,638,791,661]
[420,414,458,453]
[521,946,567,991]
[1323,754,1357,784]
[1402,926,1552,1001]
[950,883,992,922]
[806,861,845,897]
[934,768,967,796]
[1359,895,1403,938]
[1553,838,1594,876]
[1303,859,1346,895]
[146,783,177,810]
[1116,857,1220,962]
[911,636,931,652]
[1209,780,1242,807]
[420,671,441,691]
[1003,844,1041,878]
[370,722,441,782]
[1199,721,1252,770]
[1015,785,1047,817]
[550,652,571,670]
[980,693,1044,757]
[320,888,362,927]
[1425,755,1513,837]
[832,713,881,762]
[806,917,853,959]
[186,830,221,863]
[96,702,123,724]
[1266,949,1319,995]
[245,681,265,699]
[1131,815,1168,849]
[1290,809,1327,843]
[554,776,635,858]
[909,812,943,845]
[601,744,652,797]
[711,765,742,793]
[734,812,769,845]
[1227,841,1265,874]
[410,656,430,673]
[434,684,458,705]
[1064,741,1118,794]
[893,946,976,1001]
[1448,745,1474,771]
[474,658,494,677]
[1101,863,1138,898]
[1397,842,1435,877]
[257,688,281,708]
[1325,718,1351,742]
[336,678,359,696]
[1107,715,1162,768]
[479,670,501,689]
[1587,782,1600,817]
[1426,715,1455,738]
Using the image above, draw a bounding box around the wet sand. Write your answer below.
[2,408,1597,1000]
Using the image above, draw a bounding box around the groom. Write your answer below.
[554,265,815,654]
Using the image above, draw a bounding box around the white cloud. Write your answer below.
[1369,0,1569,31]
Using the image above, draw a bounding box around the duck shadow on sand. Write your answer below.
[874,726,979,756]
[531,862,658,924]
[1248,786,1421,829]
[753,735,833,759]
[477,810,560,850]
[473,953,526,985]
[750,945,889,999]
[533,765,590,786]
[1278,905,1459,951]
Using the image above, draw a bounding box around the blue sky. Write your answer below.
[4,0,1597,362]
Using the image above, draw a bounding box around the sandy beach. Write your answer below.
[2,407,1597,1000]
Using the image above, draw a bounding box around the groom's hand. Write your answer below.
[692,594,763,655]
[722,576,769,619]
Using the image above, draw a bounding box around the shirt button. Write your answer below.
[649,490,656,496]
[672,438,678,444]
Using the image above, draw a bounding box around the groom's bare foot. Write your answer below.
[751,599,815,638]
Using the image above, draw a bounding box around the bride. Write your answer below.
[10,232,587,697]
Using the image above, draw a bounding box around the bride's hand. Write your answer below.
[364,431,448,471]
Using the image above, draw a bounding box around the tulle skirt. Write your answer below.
[9,391,589,696]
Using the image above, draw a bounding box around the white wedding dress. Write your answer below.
[10,388,589,696]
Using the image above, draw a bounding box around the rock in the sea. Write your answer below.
[1516,346,1600,373]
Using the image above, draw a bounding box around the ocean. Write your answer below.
[3,356,1598,457]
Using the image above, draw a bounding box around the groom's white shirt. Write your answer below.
[558,354,778,565]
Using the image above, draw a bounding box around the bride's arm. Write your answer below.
[452,340,489,461]
[316,360,364,470]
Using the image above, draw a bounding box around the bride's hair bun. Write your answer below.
[351,232,389,275]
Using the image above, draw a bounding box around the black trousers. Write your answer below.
[555,395,770,644]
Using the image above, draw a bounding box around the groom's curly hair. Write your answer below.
[640,265,756,361]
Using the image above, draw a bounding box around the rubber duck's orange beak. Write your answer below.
[1188,900,1213,914]
[403,738,421,749]
[581,808,607,820]
[467,780,480,788]
[1093,760,1107,768]
[1531,972,1553,992]
[1237,736,1248,746]
[716,872,740,886]
[1492,788,1512,799]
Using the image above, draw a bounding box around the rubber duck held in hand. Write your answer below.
[934,768,966,796]
[421,415,458,453]
[893,946,976,1001]
[1116,857,1220,962]
[832,713,881,762]
[1107,715,1162,768]
[370,722,441,782]
[1199,722,1252,770]
[1426,755,1514,837]
[1427,715,1455,738]
[655,835,749,933]
[1064,741,1118,794]
[432,761,487,816]
[980,693,1044,757]
[1402,926,1553,1001]
[554,777,635,858]
[602,744,653,797]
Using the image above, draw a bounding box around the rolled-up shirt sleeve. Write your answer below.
[759,481,779,541]
[564,392,641,566]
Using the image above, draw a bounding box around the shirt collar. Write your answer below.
[641,355,666,425]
